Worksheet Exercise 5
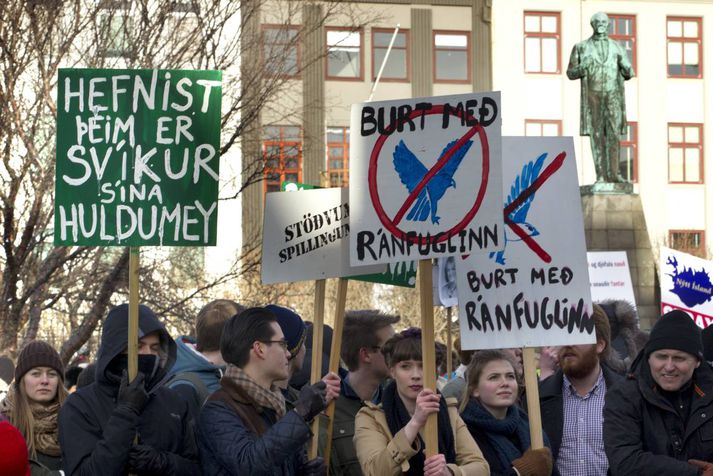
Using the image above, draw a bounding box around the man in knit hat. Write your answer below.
[539,303,623,476]
[604,310,713,475]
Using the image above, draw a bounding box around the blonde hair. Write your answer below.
[10,372,68,457]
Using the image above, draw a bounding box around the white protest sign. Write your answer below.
[349,93,504,265]
[660,247,713,328]
[587,251,637,306]
[456,137,595,350]
[261,188,385,284]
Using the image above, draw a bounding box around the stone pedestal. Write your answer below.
[580,189,658,330]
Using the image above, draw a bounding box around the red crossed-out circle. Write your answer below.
[367,104,491,246]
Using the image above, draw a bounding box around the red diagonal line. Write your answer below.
[393,126,479,226]
[502,151,568,263]
[503,151,567,216]
[506,217,552,263]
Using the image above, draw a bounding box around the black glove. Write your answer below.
[128,444,172,475]
[294,381,327,422]
[301,457,327,476]
[117,370,148,415]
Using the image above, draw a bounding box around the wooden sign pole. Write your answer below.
[323,278,348,473]
[309,279,327,459]
[419,260,438,456]
[446,307,453,380]
[127,247,140,382]
[522,347,544,449]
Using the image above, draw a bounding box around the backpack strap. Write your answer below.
[208,388,268,435]
[166,371,211,406]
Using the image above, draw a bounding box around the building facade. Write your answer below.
[237,0,712,325]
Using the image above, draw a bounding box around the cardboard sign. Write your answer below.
[660,247,713,328]
[349,93,504,265]
[457,137,595,350]
[587,251,637,306]
[261,188,384,284]
[55,68,222,246]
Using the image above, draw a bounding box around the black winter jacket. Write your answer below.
[58,305,200,476]
[539,364,623,461]
[603,351,713,476]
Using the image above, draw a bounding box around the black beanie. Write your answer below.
[645,310,703,360]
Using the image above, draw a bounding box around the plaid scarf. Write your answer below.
[222,364,286,418]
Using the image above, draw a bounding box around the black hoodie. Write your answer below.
[59,304,200,476]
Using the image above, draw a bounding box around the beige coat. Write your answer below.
[354,398,489,476]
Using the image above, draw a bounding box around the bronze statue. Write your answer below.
[567,12,633,183]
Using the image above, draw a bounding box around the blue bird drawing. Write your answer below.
[490,152,547,265]
[392,139,473,225]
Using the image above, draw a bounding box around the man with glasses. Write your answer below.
[265,304,309,411]
[321,310,399,476]
[197,307,340,475]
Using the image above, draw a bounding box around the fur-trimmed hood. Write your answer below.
[598,300,649,372]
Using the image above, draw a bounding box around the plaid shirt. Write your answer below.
[556,369,608,476]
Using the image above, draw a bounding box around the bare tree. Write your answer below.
[0,0,375,361]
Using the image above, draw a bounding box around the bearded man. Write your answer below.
[539,304,623,476]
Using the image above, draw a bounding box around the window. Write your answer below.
[524,12,560,73]
[608,14,636,74]
[100,7,133,58]
[668,124,703,183]
[372,28,409,81]
[524,119,561,136]
[669,230,706,258]
[263,126,302,194]
[326,28,362,80]
[667,17,702,78]
[262,25,300,78]
[433,31,471,83]
[326,127,349,187]
[619,122,638,182]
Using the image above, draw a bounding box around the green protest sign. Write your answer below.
[351,261,417,287]
[281,181,320,191]
[54,68,221,246]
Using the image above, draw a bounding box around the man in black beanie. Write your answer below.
[603,310,713,475]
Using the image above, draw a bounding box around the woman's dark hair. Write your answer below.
[221,307,277,367]
[381,327,426,368]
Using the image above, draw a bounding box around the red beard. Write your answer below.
[559,344,599,379]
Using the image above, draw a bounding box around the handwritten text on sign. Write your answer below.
[349,93,504,265]
[54,68,221,246]
[457,137,595,350]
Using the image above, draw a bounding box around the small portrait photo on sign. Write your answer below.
[438,256,458,307]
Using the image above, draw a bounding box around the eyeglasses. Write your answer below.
[260,340,289,351]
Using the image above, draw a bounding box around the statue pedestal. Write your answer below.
[580,188,658,329]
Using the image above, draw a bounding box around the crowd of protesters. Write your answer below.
[3,299,713,475]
